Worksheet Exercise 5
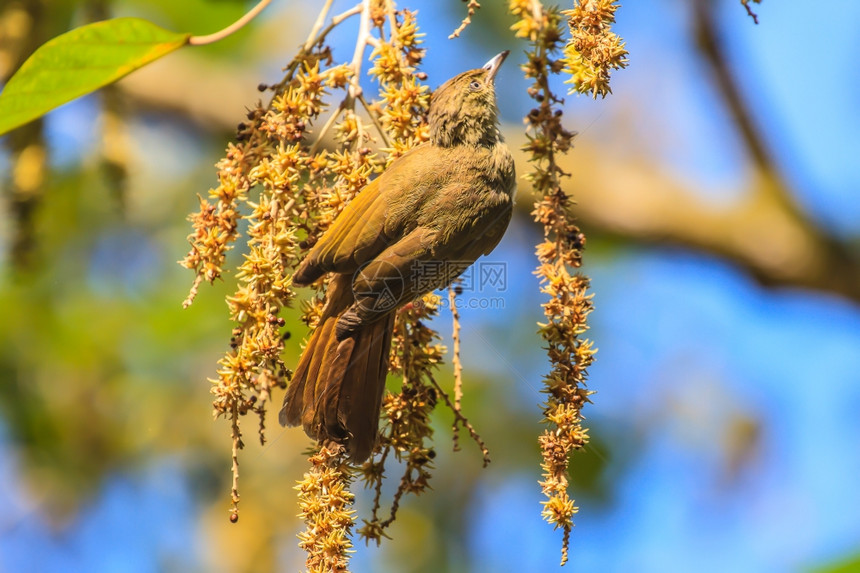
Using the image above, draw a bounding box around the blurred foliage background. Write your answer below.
[1,0,859,571]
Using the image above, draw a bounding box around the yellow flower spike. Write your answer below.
[562,0,628,98]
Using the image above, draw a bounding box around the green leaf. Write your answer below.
[0,18,190,136]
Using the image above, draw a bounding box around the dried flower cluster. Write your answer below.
[296,444,356,573]
[510,0,598,565]
[180,0,489,568]
[182,0,619,567]
[561,0,628,98]
[367,6,429,158]
[180,36,355,522]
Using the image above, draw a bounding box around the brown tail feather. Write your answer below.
[342,313,394,460]
[279,274,393,462]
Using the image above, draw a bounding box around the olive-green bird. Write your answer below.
[279,51,515,462]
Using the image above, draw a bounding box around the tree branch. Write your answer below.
[692,0,833,246]
[189,0,273,46]
[523,140,860,304]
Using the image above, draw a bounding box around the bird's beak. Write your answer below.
[482,50,509,84]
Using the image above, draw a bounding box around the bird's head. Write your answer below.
[428,51,509,148]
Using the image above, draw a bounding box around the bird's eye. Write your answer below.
[469,80,481,91]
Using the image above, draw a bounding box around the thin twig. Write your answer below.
[384,0,399,44]
[350,108,369,152]
[273,4,362,92]
[189,0,273,46]
[379,470,409,528]
[229,403,242,522]
[182,273,203,308]
[449,0,481,39]
[740,0,760,24]
[447,284,464,450]
[307,3,362,52]
[310,100,346,155]
[349,0,375,100]
[357,93,392,148]
[367,446,392,529]
[256,369,272,445]
[303,0,336,52]
[428,373,491,467]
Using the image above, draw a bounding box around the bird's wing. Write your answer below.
[293,144,443,285]
[478,203,513,257]
[292,175,389,284]
[342,226,440,329]
[335,181,513,334]
[350,181,513,303]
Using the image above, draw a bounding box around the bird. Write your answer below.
[279,51,516,462]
